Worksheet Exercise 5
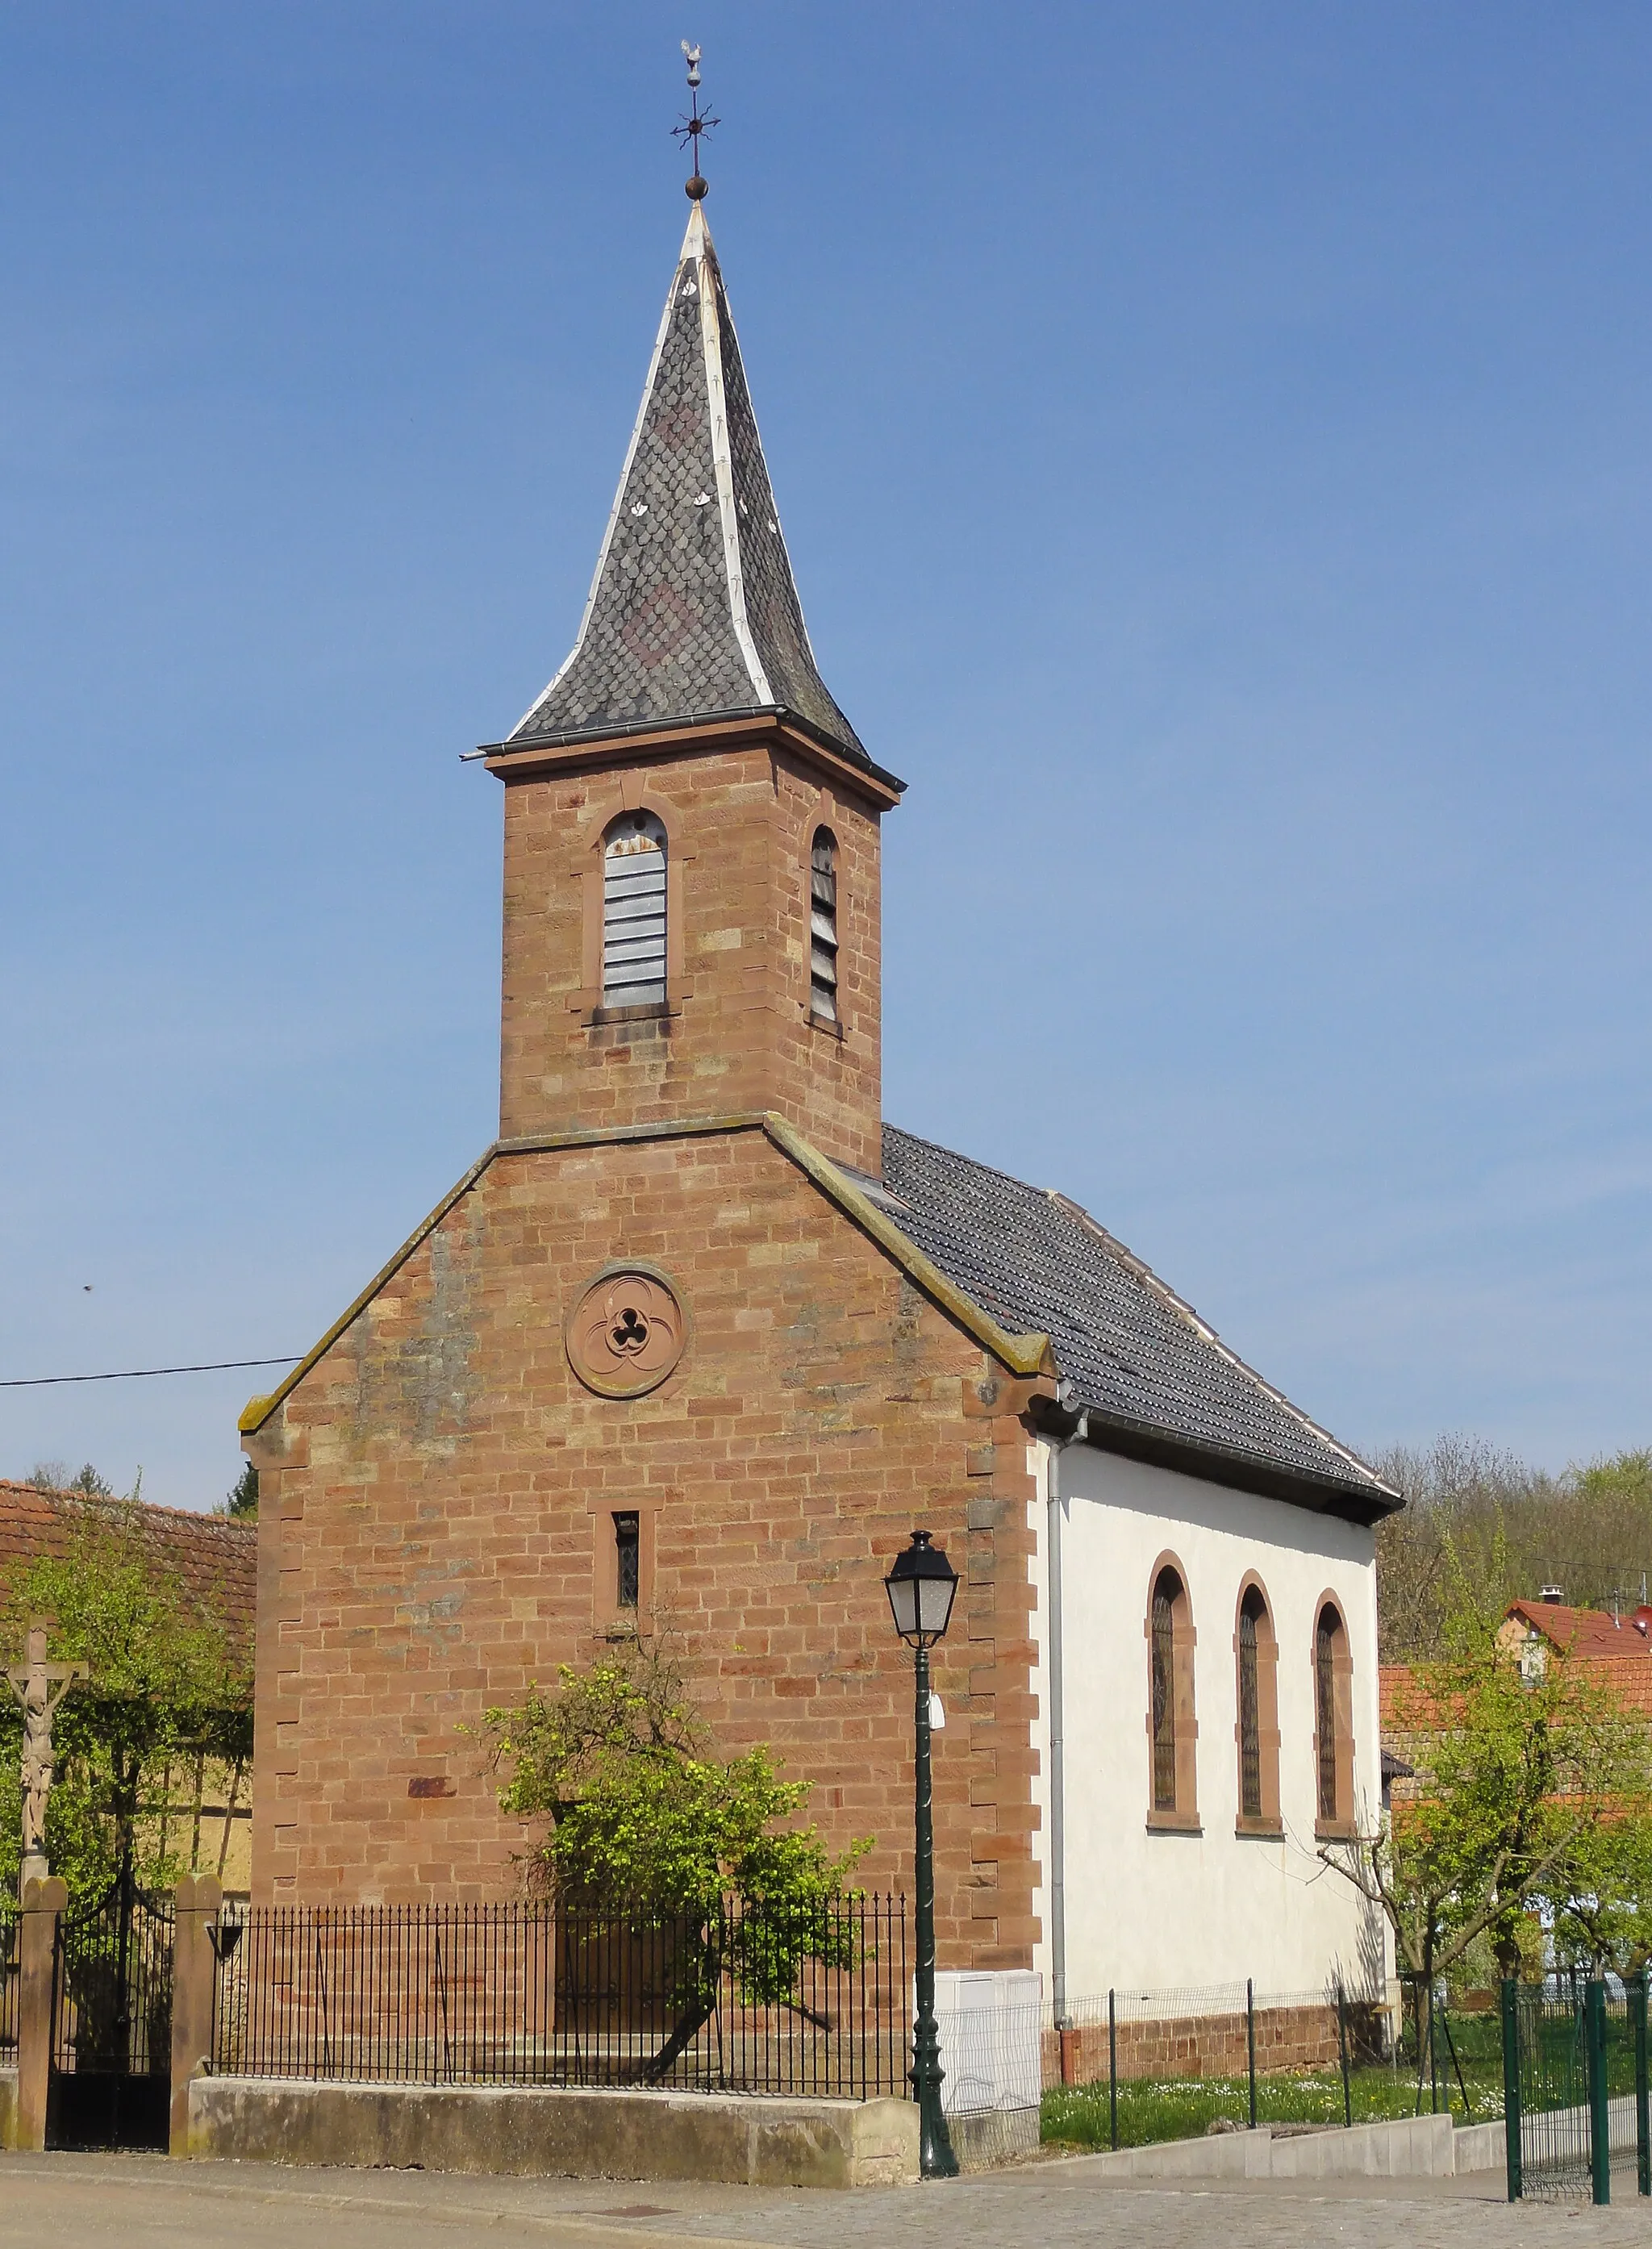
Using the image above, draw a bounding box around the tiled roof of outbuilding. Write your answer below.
[877,1126,1398,1521]
[510,203,866,766]
[0,1481,256,1663]
[1505,1598,1652,1668]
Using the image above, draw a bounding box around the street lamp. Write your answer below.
[884,1529,960,2180]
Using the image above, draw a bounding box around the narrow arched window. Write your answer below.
[1150,1576,1178,1810]
[1314,1601,1353,1832]
[1233,1579,1280,1832]
[809,828,839,1022]
[1147,1562,1195,1823]
[1237,1595,1262,1820]
[603,812,667,1008]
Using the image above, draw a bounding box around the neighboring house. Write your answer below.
[1496,1595,1652,1716]
[1380,1593,1652,1805]
[0,1479,256,1890]
[240,192,1399,2008]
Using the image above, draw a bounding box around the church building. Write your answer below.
[241,186,1400,2010]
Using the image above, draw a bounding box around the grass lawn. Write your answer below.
[1042,2061,1505,2151]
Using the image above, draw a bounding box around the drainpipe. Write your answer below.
[1046,1399,1087,2049]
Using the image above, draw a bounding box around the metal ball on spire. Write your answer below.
[673,40,718,200]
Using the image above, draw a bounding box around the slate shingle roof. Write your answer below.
[876,1126,1398,1521]
[511,203,866,766]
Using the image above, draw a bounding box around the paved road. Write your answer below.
[3,2151,1651,2249]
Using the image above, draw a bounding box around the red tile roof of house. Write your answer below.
[1382,1599,1652,1733]
[1507,1597,1652,1665]
[0,1480,255,1663]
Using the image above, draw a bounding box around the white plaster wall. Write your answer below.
[1030,1439,1387,2002]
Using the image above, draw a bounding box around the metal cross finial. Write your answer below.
[673,40,719,201]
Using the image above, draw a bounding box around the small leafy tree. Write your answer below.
[26,1462,116,1499]
[1324,1553,1652,2047]
[1543,1809,1652,1975]
[222,1462,259,1521]
[0,1501,252,1904]
[482,1634,869,2079]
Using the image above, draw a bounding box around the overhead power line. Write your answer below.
[0,1356,301,1391]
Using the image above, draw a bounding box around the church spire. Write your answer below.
[509,200,867,765]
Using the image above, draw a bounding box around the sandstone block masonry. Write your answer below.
[247,1120,1050,1972]
[498,725,891,1177]
[1041,2000,1387,2091]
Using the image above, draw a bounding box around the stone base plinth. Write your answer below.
[186,2076,919,2190]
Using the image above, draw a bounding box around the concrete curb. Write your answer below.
[1452,2119,1506,2176]
[1054,2111,1459,2180]
[188,2075,920,2190]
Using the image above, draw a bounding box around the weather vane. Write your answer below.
[673,40,718,200]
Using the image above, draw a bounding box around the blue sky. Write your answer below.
[3,5,1650,1509]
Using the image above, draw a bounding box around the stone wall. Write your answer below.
[187,2076,919,2188]
[1042,1999,1385,2089]
[248,1119,1046,1972]
[499,732,887,1176]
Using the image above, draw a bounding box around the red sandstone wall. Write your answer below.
[499,737,884,1175]
[248,1123,1042,1972]
[1042,2001,1383,2091]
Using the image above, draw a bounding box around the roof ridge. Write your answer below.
[0,1480,252,1532]
[882,1122,1053,1204]
[1044,1188,1394,1496]
[882,1121,1397,1511]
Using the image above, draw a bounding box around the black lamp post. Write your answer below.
[884,1529,961,2180]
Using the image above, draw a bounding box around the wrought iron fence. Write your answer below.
[52,1878,173,2081]
[1045,1979,1392,2120]
[212,1893,910,2100]
[1501,1976,1651,2205]
[48,1873,176,2153]
[1391,1976,1502,2121]
[0,1912,18,2060]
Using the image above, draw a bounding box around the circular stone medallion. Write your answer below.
[565,1267,686,1399]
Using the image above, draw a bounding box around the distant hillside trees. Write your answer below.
[1375,1437,1652,1659]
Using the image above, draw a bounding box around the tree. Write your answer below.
[26,1462,117,1500]
[482,1634,869,2080]
[223,1462,259,1520]
[1374,1435,1652,1659]
[1543,1808,1652,1976]
[1323,1558,1652,2042]
[0,1500,252,1904]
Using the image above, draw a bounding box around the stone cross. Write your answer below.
[5,1617,87,1883]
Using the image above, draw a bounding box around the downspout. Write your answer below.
[1046,1402,1087,2037]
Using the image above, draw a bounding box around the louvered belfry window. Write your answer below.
[603,812,668,1008]
[1150,1572,1179,1811]
[809,828,839,1022]
[1238,1591,1263,1821]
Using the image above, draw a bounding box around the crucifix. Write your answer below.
[5,1616,88,1886]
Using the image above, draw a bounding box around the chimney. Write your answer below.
[1540,1585,1564,1605]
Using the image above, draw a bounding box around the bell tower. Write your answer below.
[486,193,902,1178]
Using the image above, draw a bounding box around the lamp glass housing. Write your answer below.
[884,1530,958,1648]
